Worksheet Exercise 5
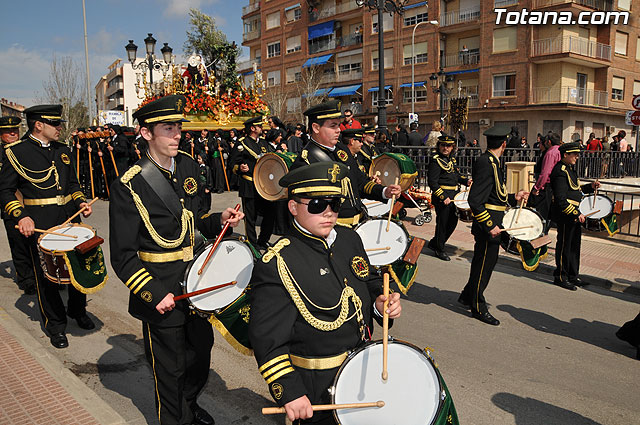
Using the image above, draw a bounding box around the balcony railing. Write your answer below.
[337,69,362,82]
[442,51,480,67]
[440,6,481,27]
[532,36,611,61]
[532,0,613,10]
[309,2,336,22]
[242,2,260,15]
[338,33,363,48]
[243,29,261,42]
[494,0,518,6]
[321,72,336,84]
[336,0,359,13]
[532,86,609,107]
[237,57,261,71]
[309,39,336,54]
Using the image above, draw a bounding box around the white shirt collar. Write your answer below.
[31,134,50,147]
[311,137,335,151]
[293,219,337,247]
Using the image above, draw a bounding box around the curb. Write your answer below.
[0,307,127,425]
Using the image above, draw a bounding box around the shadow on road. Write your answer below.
[0,260,15,280]
[497,304,632,357]
[492,392,603,425]
[403,282,473,319]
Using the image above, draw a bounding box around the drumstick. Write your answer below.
[366,246,391,252]
[61,197,99,226]
[584,209,600,218]
[592,182,599,209]
[15,226,78,239]
[173,280,236,301]
[382,273,390,381]
[515,196,525,224]
[262,401,385,415]
[386,177,399,232]
[197,204,241,275]
[500,225,534,233]
[364,201,383,206]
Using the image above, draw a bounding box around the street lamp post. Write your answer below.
[125,34,174,98]
[430,69,447,121]
[411,20,439,121]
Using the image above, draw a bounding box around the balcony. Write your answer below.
[337,69,362,82]
[442,51,480,68]
[243,28,261,42]
[242,2,260,15]
[309,2,336,22]
[532,86,609,107]
[532,0,613,11]
[105,80,124,97]
[237,57,261,71]
[532,36,611,65]
[336,0,359,13]
[338,33,363,48]
[443,87,479,109]
[440,7,481,27]
[309,39,336,55]
[494,0,518,6]
[106,97,124,110]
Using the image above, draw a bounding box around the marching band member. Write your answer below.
[458,125,528,326]
[109,95,243,425]
[249,161,401,424]
[0,105,94,348]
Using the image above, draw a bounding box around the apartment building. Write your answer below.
[240,0,639,146]
[0,98,26,134]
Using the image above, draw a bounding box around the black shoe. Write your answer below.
[472,311,500,326]
[192,404,215,425]
[457,295,471,309]
[435,250,450,261]
[570,278,588,287]
[23,285,36,295]
[50,332,68,349]
[554,279,577,291]
[636,347,640,361]
[75,314,96,330]
[616,328,637,348]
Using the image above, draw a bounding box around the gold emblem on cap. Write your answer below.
[328,164,340,183]
[183,177,198,195]
[176,98,183,111]
[61,153,70,165]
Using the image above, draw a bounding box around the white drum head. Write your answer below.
[453,191,470,210]
[362,199,391,217]
[502,208,543,241]
[39,225,95,252]
[185,240,254,312]
[334,341,441,425]
[579,195,612,219]
[355,220,408,266]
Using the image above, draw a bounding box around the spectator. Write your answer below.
[586,136,602,151]
[507,126,521,148]
[601,135,610,151]
[618,130,628,152]
[374,131,390,153]
[424,120,442,148]
[339,109,362,131]
[287,124,305,154]
[532,132,562,233]
[407,122,424,146]
[610,135,619,151]
[460,45,469,65]
[520,136,530,149]
[392,123,409,146]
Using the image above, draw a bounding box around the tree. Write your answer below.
[263,86,289,121]
[37,55,89,143]
[184,8,241,91]
[296,65,329,122]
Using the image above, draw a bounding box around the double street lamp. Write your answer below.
[429,68,454,121]
[125,34,174,98]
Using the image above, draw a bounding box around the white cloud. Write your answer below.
[162,0,220,18]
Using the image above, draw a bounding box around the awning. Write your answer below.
[404,1,427,9]
[285,3,300,11]
[399,81,425,88]
[303,54,333,68]
[444,68,479,76]
[241,70,259,76]
[302,87,333,98]
[368,85,392,92]
[329,84,362,97]
[308,21,335,40]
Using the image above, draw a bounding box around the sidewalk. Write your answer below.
[0,307,125,425]
[405,213,640,297]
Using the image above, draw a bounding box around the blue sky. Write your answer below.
[0,0,246,107]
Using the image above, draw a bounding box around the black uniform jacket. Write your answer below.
[291,139,386,219]
[109,151,224,326]
[550,161,593,223]
[0,135,86,228]
[427,153,469,203]
[249,222,387,407]
[468,151,516,236]
[358,142,379,172]
[232,135,267,198]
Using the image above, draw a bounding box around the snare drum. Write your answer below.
[331,339,451,425]
[579,194,614,232]
[362,198,391,218]
[182,237,256,314]
[37,223,96,284]
[502,207,544,241]
[369,153,417,191]
[452,191,473,223]
[354,219,410,267]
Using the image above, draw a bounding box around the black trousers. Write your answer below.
[554,219,581,282]
[460,232,501,315]
[529,185,553,234]
[29,238,87,335]
[242,196,275,247]
[430,201,458,252]
[143,316,214,425]
[2,218,35,290]
[617,312,640,347]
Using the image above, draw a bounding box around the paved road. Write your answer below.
[0,192,638,425]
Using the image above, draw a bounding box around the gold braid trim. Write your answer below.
[491,161,508,203]
[5,148,59,190]
[562,168,581,190]
[121,165,141,184]
[435,157,453,172]
[265,239,364,332]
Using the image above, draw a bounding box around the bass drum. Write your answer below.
[369,153,417,192]
[253,152,297,201]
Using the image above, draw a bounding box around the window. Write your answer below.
[243,19,260,34]
[371,48,393,70]
[615,31,628,56]
[618,0,631,10]
[285,6,302,22]
[286,66,302,84]
[493,73,516,97]
[372,88,393,107]
[403,88,427,103]
[267,70,281,87]
[403,6,429,26]
[286,35,301,54]
[493,27,517,53]
[372,13,394,32]
[634,81,640,97]
[266,12,280,30]
[403,42,428,65]
[267,41,281,58]
[612,76,624,101]
[287,97,301,113]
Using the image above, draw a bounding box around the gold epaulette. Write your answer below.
[561,164,566,171]
[178,150,194,159]
[239,136,245,141]
[121,165,141,184]
[301,150,309,164]
[5,140,22,148]
[262,239,290,263]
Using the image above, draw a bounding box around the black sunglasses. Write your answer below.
[296,198,342,214]
[42,119,62,127]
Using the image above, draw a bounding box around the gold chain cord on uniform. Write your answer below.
[435,157,454,172]
[265,239,364,332]
[5,148,60,190]
[563,168,581,190]
[491,162,508,202]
